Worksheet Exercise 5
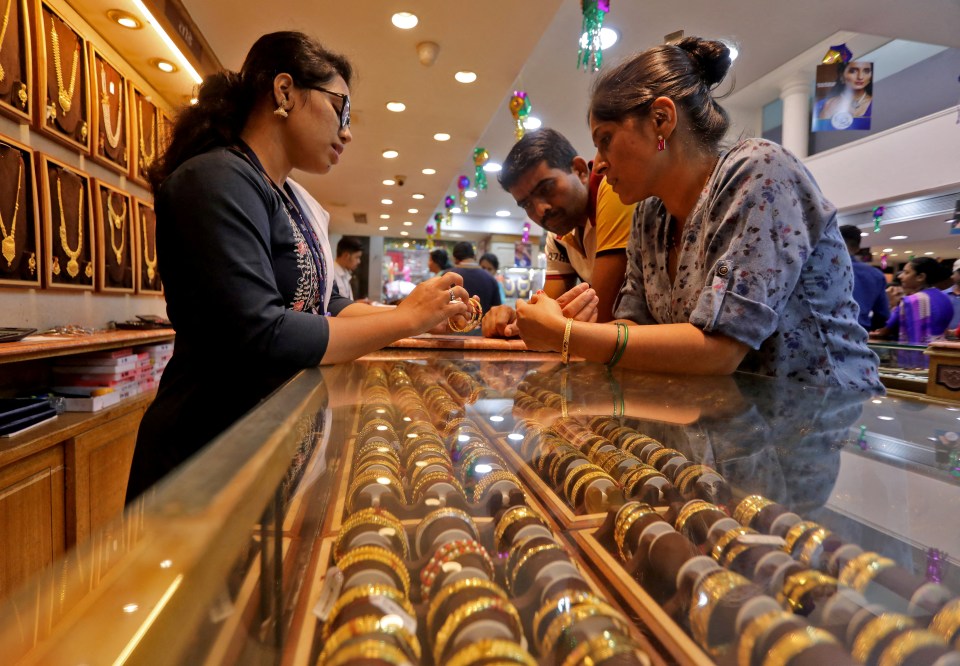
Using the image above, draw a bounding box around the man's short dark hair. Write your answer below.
[430,248,451,269]
[336,236,363,256]
[479,252,499,270]
[498,128,578,191]
[839,225,862,250]
[452,241,476,262]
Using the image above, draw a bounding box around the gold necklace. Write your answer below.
[107,193,125,265]
[0,152,22,266]
[99,64,123,149]
[141,209,157,281]
[138,98,155,169]
[49,16,79,115]
[0,0,14,82]
[56,174,83,278]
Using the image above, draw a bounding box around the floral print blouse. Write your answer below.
[614,138,882,392]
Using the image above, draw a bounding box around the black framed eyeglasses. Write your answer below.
[314,86,350,129]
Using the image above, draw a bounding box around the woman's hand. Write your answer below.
[397,273,471,335]
[515,291,567,351]
[482,305,519,338]
[556,283,599,322]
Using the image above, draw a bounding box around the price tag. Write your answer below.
[369,596,418,635]
[738,534,786,547]
[312,566,344,621]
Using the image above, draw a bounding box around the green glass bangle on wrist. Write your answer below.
[607,322,629,368]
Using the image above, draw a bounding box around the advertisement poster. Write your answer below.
[812,60,874,132]
[514,242,532,267]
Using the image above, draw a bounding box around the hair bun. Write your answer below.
[676,37,731,87]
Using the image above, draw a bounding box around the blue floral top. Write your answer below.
[615,138,882,392]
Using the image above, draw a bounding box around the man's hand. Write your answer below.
[482,305,519,338]
[556,283,599,322]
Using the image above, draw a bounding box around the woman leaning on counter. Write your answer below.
[515,36,882,394]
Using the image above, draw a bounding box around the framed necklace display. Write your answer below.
[35,2,89,152]
[0,134,39,287]
[39,154,93,290]
[157,109,173,159]
[93,179,132,293]
[89,47,127,174]
[134,197,161,293]
[130,85,157,187]
[0,0,32,123]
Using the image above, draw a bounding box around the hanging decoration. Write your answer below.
[444,195,455,224]
[872,205,884,233]
[473,148,489,191]
[880,254,888,270]
[577,0,610,72]
[926,549,945,584]
[856,424,868,451]
[950,449,960,478]
[821,43,853,65]
[426,215,441,248]
[522,221,530,244]
[509,91,531,141]
[457,175,471,213]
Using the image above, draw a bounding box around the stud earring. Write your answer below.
[274,101,288,118]
[657,135,666,152]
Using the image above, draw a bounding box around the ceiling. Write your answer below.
[75,0,960,257]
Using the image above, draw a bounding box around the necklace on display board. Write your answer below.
[0,0,14,83]
[57,174,84,278]
[99,63,123,149]
[0,150,22,266]
[141,209,157,281]
[49,16,79,116]
[107,192,125,265]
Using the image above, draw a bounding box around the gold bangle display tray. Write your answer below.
[388,333,529,351]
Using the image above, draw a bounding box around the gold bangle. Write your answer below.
[569,470,614,508]
[851,613,915,663]
[317,613,422,664]
[408,455,455,486]
[615,502,659,561]
[561,317,574,364]
[347,470,405,511]
[733,494,774,528]
[763,626,839,666]
[433,597,523,664]
[531,589,608,651]
[838,551,886,587]
[549,450,586,486]
[674,499,719,535]
[797,527,832,568]
[541,600,630,658]
[324,639,410,666]
[688,569,751,648]
[646,447,684,469]
[336,545,411,597]
[420,538,495,603]
[621,433,661,456]
[850,556,897,593]
[711,526,757,564]
[561,463,604,501]
[776,570,837,614]
[877,629,949,666]
[674,464,713,493]
[509,542,565,594]
[447,639,536,666]
[781,520,821,557]
[335,508,409,560]
[494,505,548,553]
[929,599,960,648]
[323,584,413,640]
[736,609,792,666]
[412,470,465,503]
[621,466,666,496]
[414,507,479,558]
[426,577,507,637]
[473,470,522,504]
[560,633,647,666]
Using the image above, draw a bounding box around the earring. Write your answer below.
[657,135,666,152]
[274,101,288,118]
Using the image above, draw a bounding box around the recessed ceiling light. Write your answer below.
[860,232,869,237]
[400,231,410,236]
[891,253,899,257]
[189,97,198,105]
[382,179,396,186]
[454,71,477,83]
[407,208,418,214]
[152,59,177,73]
[379,225,389,231]
[386,102,406,112]
[107,9,141,29]
[496,210,511,217]
[433,133,451,141]
[905,250,912,254]
[391,12,418,29]
[422,168,436,175]
[381,199,393,205]
[402,241,410,247]
[382,150,399,159]
[451,207,461,213]
[882,248,893,252]
[523,116,541,130]
[464,190,477,198]
[579,27,618,50]
[925,252,934,255]
[403,221,413,226]
[890,235,908,240]
[484,162,502,173]
[380,214,390,219]
[412,193,425,200]
[722,40,740,62]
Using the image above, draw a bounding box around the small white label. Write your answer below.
[441,561,462,574]
[378,526,396,538]
[425,498,441,507]
[312,567,344,621]
[369,595,418,635]
[738,534,786,547]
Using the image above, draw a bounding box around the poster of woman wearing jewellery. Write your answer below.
[812,60,874,132]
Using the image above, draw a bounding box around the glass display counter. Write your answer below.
[1,351,959,666]
[868,340,931,394]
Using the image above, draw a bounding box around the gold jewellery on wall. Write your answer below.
[49,16,79,116]
[56,174,84,278]
[0,152,22,266]
[99,64,122,149]
[138,98,155,170]
[107,193,125,265]
[0,0,14,83]
[141,207,157,282]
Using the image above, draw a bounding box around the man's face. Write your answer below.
[341,250,362,271]
[507,158,590,237]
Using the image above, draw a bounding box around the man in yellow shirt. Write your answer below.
[483,128,634,337]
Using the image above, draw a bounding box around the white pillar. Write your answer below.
[780,76,811,158]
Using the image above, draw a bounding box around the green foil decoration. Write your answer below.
[578,0,610,72]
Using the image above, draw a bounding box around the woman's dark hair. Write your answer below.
[430,248,451,270]
[148,31,352,191]
[479,252,499,270]
[909,257,948,286]
[589,36,732,151]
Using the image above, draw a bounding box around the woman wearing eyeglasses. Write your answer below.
[127,31,471,501]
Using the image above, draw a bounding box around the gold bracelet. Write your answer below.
[317,613,422,664]
[414,507,479,558]
[851,613,915,663]
[433,596,522,664]
[621,466,666,496]
[688,569,751,648]
[797,527,832,568]
[733,494,774,528]
[412,470,465,503]
[549,450,586,487]
[426,577,507,637]
[850,555,897,593]
[711,526,757,564]
[561,317,574,364]
[323,584,413,640]
[347,470,405,511]
[335,508,409,560]
[541,601,630,658]
[597,449,633,476]
[324,639,411,666]
[420,538,495,602]
[447,639,536,666]
[622,433,661,456]
[763,626,839,666]
[560,633,647,666]
[781,520,821,557]
[674,499,719,535]
[929,599,960,648]
[877,628,949,666]
[615,502,660,561]
[509,542,565,594]
[494,505,548,553]
[736,609,792,666]
[569,470,614,508]
[336,545,411,597]
[674,464,715,494]
[646,447,684,469]
[838,551,886,587]
[531,588,608,651]
[408,456,455,486]
[776,570,837,614]
[561,463,604,501]
[472,470,522,504]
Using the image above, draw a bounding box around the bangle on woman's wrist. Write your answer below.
[607,322,629,368]
[561,317,574,364]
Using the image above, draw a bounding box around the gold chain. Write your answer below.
[141,207,157,281]
[99,63,123,149]
[0,0,14,82]
[56,174,83,278]
[49,15,79,115]
[106,192,125,265]
[138,98,155,169]
[0,150,22,266]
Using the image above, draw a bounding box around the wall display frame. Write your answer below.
[157,108,173,161]
[92,179,132,293]
[0,0,33,123]
[38,153,93,290]
[34,2,89,153]
[129,85,157,187]
[133,196,160,294]
[0,134,39,287]
[88,47,127,175]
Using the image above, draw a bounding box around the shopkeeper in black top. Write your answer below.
[127,31,472,501]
